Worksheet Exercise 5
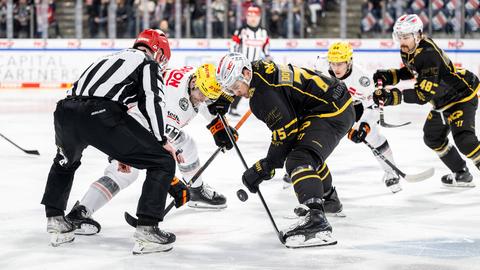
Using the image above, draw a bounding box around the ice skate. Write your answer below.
[188,183,227,209]
[66,201,101,235]
[323,187,345,217]
[383,171,402,193]
[132,225,175,255]
[441,167,474,187]
[47,216,75,247]
[282,205,337,248]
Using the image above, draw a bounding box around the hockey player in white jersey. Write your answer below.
[324,42,402,193]
[66,64,235,235]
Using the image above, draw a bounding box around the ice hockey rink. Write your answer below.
[1,87,480,270]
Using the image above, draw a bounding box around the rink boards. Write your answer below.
[0,38,479,88]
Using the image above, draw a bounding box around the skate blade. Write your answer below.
[188,201,227,210]
[283,212,346,219]
[49,231,75,247]
[388,184,402,193]
[326,211,346,218]
[442,181,476,188]
[74,224,100,235]
[132,241,173,255]
[285,231,337,248]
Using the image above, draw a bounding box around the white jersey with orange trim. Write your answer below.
[128,66,213,142]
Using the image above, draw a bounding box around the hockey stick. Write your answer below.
[124,110,253,228]
[0,132,40,155]
[376,80,411,128]
[363,140,434,182]
[218,113,286,245]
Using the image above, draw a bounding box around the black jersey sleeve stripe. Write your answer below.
[88,59,125,96]
[79,59,108,96]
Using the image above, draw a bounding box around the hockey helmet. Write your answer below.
[216,52,252,95]
[194,64,222,100]
[392,14,423,43]
[134,29,171,70]
[327,41,353,63]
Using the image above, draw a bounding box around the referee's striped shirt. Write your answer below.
[231,25,270,61]
[67,48,166,142]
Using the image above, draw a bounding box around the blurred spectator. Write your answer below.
[190,0,205,38]
[159,18,171,37]
[14,0,32,38]
[92,0,109,38]
[0,0,7,38]
[48,0,61,38]
[308,0,324,27]
[116,0,129,38]
[212,0,226,37]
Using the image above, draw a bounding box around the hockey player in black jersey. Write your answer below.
[373,14,480,188]
[41,29,182,254]
[216,52,355,248]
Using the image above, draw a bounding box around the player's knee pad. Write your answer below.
[178,159,200,175]
[286,149,325,204]
[453,130,479,157]
[364,127,385,148]
[285,148,318,174]
[423,132,447,151]
[104,160,140,190]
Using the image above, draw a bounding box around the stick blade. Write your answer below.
[25,150,40,155]
[124,212,138,228]
[380,121,412,128]
[404,167,435,183]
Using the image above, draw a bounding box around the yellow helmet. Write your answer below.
[195,63,222,100]
[327,42,353,63]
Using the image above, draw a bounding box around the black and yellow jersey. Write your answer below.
[392,37,479,110]
[248,60,353,168]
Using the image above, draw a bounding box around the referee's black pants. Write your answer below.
[41,97,175,223]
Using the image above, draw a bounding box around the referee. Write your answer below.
[41,29,181,253]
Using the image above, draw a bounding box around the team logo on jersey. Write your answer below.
[179,97,189,111]
[359,76,370,87]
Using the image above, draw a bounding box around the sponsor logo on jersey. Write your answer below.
[179,97,189,111]
[166,66,194,88]
[167,111,180,124]
[359,76,371,87]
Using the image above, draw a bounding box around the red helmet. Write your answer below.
[134,29,171,70]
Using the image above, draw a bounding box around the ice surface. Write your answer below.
[1,89,479,270]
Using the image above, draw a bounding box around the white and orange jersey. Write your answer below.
[128,66,213,142]
[338,63,375,109]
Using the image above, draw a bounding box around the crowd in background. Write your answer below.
[0,0,479,39]
[0,0,60,38]
[85,0,338,39]
[361,0,480,36]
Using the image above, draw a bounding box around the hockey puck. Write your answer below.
[236,189,248,202]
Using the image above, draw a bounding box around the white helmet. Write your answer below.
[392,14,423,43]
[216,52,252,95]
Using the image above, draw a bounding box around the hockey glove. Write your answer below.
[348,122,371,143]
[168,177,190,208]
[242,159,275,193]
[373,69,396,86]
[207,117,238,150]
[373,88,402,107]
[207,92,234,116]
